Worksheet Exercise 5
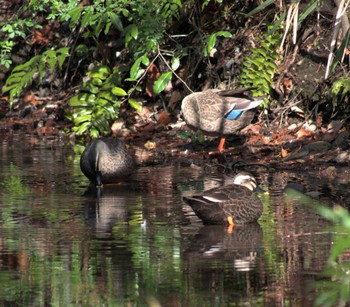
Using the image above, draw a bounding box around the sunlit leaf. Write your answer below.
[171,57,180,70]
[124,24,138,43]
[112,87,127,96]
[109,12,123,31]
[206,34,216,56]
[153,72,172,95]
[215,31,232,38]
[128,98,142,110]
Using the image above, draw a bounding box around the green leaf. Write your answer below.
[112,87,127,96]
[74,113,92,125]
[109,12,123,31]
[206,34,216,56]
[299,0,318,24]
[68,6,82,28]
[124,24,138,43]
[141,55,149,66]
[89,66,111,79]
[215,31,232,38]
[81,83,99,94]
[75,121,91,135]
[81,9,92,29]
[171,57,180,70]
[153,72,172,95]
[69,95,88,107]
[104,20,112,35]
[56,47,69,67]
[98,91,115,102]
[95,13,107,37]
[128,98,142,110]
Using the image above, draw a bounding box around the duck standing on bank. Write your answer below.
[181,88,264,152]
[80,138,135,187]
[183,173,263,226]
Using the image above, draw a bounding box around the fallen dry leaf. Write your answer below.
[144,141,156,150]
[156,111,171,126]
[281,147,288,158]
[296,128,313,139]
[146,64,161,97]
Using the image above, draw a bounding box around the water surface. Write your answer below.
[0,134,349,306]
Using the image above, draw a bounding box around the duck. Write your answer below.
[80,137,135,187]
[181,88,264,152]
[183,173,263,225]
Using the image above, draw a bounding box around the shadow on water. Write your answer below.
[1,134,350,305]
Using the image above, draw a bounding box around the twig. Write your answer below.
[157,44,193,93]
[121,54,160,104]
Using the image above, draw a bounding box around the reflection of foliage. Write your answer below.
[313,205,350,307]
[258,192,284,275]
[287,191,350,307]
[1,163,31,195]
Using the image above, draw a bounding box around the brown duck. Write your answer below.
[181,88,264,152]
[183,173,263,225]
[80,138,135,187]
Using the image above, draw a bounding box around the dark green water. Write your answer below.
[0,134,349,306]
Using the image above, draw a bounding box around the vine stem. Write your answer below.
[123,46,193,105]
[157,44,193,93]
[121,53,160,104]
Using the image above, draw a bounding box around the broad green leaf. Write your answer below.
[171,57,180,70]
[109,12,123,31]
[104,20,112,35]
[256,48,267,56]
[90,127,100,139]
[69,95,88,107]
[130,57,143,79]
[153,72,172,95]
[215,31,232,38]
[128,98,142,110]
[98,91,115,102]
[124,24,138,43]
[95,13,107,37]
[2,83,20,94]
[74,113,92,125]
[141,55,150,66]
[81,10,92,29]
[89,66,111,79]
[75,121,91,135]
[68,6,82,28]
[56,48,70,67]
[112,87,127,96]
[81,82,99,94]
[206,34,216,56]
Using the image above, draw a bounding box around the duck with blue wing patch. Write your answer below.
[181,88,264,152]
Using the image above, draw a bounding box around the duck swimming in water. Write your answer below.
[183,173,263,225]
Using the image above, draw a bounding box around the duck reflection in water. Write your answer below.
[83,185,132,239]
[185,223,263,272]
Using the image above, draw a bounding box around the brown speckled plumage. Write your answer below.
[183,173,263,225]
[181,89,263,136]
[80,138,135,185]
